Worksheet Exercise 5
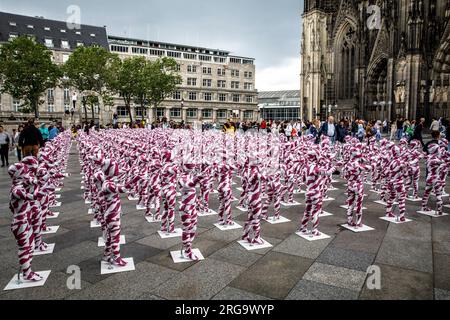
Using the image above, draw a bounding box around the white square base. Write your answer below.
[238,239,272,251]
[41,226,59,234]
[380,216,412,224]
[236,187,244,192]
[84,200,91,204]
[34,243,55,256]
[170,249,205,263]
[231,182,237,186]
[55,195,61,199]
[98,235,125,247]
[212,190,219,194]
[81,181,85,184]
[136,205,146,211]
[263,216,291,224]
[340,205,367,210]
[158,228,182,239]
[198,209,218,217]
[176,192,182,197]
[81,186,85,190]
[47,212,60,219]
[417,210,449,218]
[407,197,422,202]
[281,201,302,207]
[331,179,339,183]
[319,211,334,217]
[145,216,162,224]
[214,222,242,231]
[322,197,335,202]
[296,232,331,241]
[100,258,135,275]
[50,202,62,208]
[55,188,62,192]
[328,187,339,191]
[444,205,450,209]
[341,224,374,233]
[128,196,139,201]
[236,206,248,212]
[90,220,101,228]
[3,270,51,291]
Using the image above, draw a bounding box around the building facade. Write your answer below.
[300,0,450,122]
[0,12,109,127]
[258,90,301,121]
[0,12,258,127]
[108,35,258,125]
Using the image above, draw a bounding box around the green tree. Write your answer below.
[146,57,182,122]
[0,36,61,118]
[62,46,119,123]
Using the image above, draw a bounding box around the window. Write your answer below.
[217,80,226,88]
[188,92,197,101]
[199,55,211,62]
[231,69,240,77]
[214,57,226,63]
[60,29,66,33]
[218,93,227,102]
[230,57,242,64]
[47,103,55,112]
[170,108,181,118]
[45,38,54,48]
[9,22,17,27]
[76,41,84,47]
[187,78,197,86]
[117,106,129,117]
[64,88,70,101]
[184,53,197,60]
[47,89,54,101]
[44,27,51,31]
[13,99,20,112]
[244,111,253,120]
[245,71,253,78]
[204,93,212,101]
[232,94,240,102]
[231,81,240,89]
[27,25,34,29]
[217,68,226,76]
[243,59,253,65]
[202,109,213,118]
[187,65,197,73]
[132,47,148,54]
[244,83,253,90]
[202,67,212,75]
[149,49,164,56]
[156,108,165,118]
[246,95,254,103]
[217,109,227,118]
[176,64,181,72]
[187,109,197,118]
[61,40,70,49]
[167,51,182,58]
[203,79,212,87]
[64,103,70,112]
[173,91,181,100]
[111,45,128,53]
[135,107,147,118]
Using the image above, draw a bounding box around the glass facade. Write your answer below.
[260,108,300,121]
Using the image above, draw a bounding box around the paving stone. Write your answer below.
[230,251,313,299]
[302,262,367,292]
[153,258,244,300]
[360,264,433,300]
[273,234,333,259]
[286,280,359,300]
[434,253,450,291]
[330,230,385,254]
[210,242,263,268]
[316,246,375,272]
[385,221,431,242]
[435,288,450,300]
[67,262,178,300]
[376,237,433,274]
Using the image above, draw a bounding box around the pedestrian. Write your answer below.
[396,117,405,140]
[15,125,23,162]
[39,123,49,146]
[390,121,397,141]
[48,124,59,141]
[320,116,338,144]
[19,119,44,157]
[0,125,11,167]
[430,118,440,132]
[411,118,425,146]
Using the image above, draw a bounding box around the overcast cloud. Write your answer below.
[0,0,303,91]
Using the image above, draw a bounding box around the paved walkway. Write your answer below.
[0,143,449,300]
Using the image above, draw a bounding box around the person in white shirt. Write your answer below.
[430,118,440,132]
[286,122,293,140]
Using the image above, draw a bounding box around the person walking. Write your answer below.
[320,116,338,144]
[430,118,440,132]
[19,119,44,157]
[14,125,23,162]
[0,125,11,167]
[48,124,60,141]
[39,123,49,146]
[390,121,397,141]
[411,118,425,147]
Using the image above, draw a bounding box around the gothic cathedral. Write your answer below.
[300,0,450,122]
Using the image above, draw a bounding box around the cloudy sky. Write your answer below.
[0,0,303,91]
